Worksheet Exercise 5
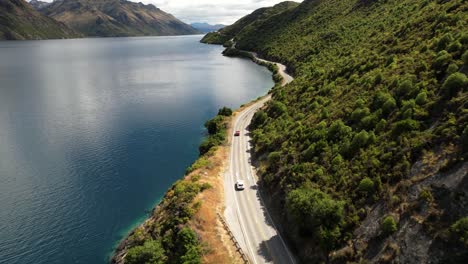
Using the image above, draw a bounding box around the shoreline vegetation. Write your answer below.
[111,44,286,264]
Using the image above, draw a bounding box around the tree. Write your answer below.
[252,110,267,128]
[218,107,233,116]
[358,177,374,195]
[286,187,345,255]
[462,50,468,65]
[450,217,468,246]
[349,130,370,154]
[175,227,202,264]
[381,216,398,236]
[442,73,468,98]
[126,240,166,264]
[392,119,420,137]
[432,50,452,71]
[204,115,224,135]
[286,187,344,232]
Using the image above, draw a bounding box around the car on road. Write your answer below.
[235,180,245,190]
[234,130,240,136]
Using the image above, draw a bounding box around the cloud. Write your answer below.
[36,0,301,25]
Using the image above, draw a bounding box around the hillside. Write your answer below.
[0,0,79,40]
[39,0,199,37]
[204,0,468,263]
[201,1,299,45]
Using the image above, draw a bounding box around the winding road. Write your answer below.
[223,56,295,264]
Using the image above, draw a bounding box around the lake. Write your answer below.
[0,35,274,264]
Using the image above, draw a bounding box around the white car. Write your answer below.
[235,180,245,191]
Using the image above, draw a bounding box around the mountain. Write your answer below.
[28,0,49,9]
[0,0,79,40]
[201,1,299,45]
[190,22,225,33]
[205,0,468,263]
[39,0,200,37]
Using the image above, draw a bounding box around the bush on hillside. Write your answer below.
[126,240,166,264]
[442,73,468,98]
[381,216,398,236]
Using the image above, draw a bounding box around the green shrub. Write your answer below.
[382,97,397,116]
[349,130,370,154]
[252,110,268,128]
[462,50,468,65]
[205,115,225,135]
[381,216,398,236]
[175,227,202,264]
[268,151,281,164]
[358,177,375,195]
[419,188,434,203]
[328,120,352,141]
[415,91,428,105]
[286,187,344,233]
[433,50,452,71]
[218,107,233,116]
[447,41,462,53]
[269,101,287,116]
[392,119,420,137]
[450,217,468,246]
[396,79,417,99]
[436,33,453,51]
[446,63,459,75]
[442,72,468,98]
[126,240,166,264]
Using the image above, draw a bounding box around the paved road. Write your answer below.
[224,57,295,264]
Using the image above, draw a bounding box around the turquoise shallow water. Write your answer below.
[0,35,274,264]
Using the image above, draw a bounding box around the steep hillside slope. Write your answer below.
[201,1,299,45]
[40,0,199,37]
[0,0,79,40]
[205,0,468,263]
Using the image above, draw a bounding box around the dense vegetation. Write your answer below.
[118,108,232,264]
[0,0,79,40]
[123,177,210,264]
[205,0,468,262]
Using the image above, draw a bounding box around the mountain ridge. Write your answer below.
[37,0,200,37]
[0,0,80,40]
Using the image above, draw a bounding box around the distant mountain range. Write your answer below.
[29,0,49,9]
[190,22,225,33]
[0,0,80,40]
[36,0,200,37]
[0,0,200,40]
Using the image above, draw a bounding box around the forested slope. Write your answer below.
[204,0,468,262]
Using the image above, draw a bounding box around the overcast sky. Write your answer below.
[37,0,301,25]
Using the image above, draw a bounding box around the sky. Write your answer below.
[36,0,301,25]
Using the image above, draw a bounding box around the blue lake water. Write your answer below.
[0,35,274,264]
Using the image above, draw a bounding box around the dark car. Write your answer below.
[234,130,240,136]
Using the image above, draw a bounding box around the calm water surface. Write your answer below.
[0,35,273,264]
